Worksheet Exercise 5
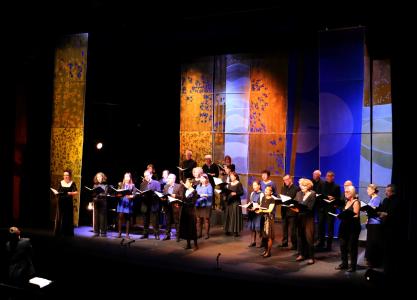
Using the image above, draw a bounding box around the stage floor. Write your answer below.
[14,221,387,297]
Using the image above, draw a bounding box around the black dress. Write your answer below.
[55,180,77,237]
[179,189,198,240]
[224,182,244,234]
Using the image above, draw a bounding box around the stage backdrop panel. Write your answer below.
[181,54,288,203]
[50,33,88,226]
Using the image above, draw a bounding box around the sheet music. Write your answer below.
[29,277,52,288]
[154,191,164,198]
[50,187,59,195]
[168,196,183,203]
[279,194,292,202]
[213,177,223,185]
[214,189,222,194]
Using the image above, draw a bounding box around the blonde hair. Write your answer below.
[298,178,313,190]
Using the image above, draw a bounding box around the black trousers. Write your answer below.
[143,209,160,234]
[93,198,107,234]
[365,223,384,267]
[165,205,181,235]
[282,214,298,248]
[297,214,315,259]
[317,206,335,247]
[339,220,361,268]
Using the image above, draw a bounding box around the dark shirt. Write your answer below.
[312,178,324,194]
[180,159,197,182]
[281,183,301,216]
[202,163,219,187]
[6,238,35,286]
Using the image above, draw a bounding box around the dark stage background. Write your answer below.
[1,2,416,290]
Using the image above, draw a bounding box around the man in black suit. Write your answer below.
[279,174,300,249]
[162,174,185,241]
[317,171,341,251]
[139,170,162,240]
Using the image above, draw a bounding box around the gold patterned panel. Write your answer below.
[52,81,86,128]
[180,92,213,132]
[250,57,288,134]
[179,131,212,166]
[50,128,84,175]
[50,33,88,227]
[248,134,286,176]
[50,127,84,225]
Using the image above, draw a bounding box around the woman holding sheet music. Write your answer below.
[54,169,78,237]
[256,185,275,258]
[92,172,109,237]
[247,180,263,247]
[116,172,135,239]
[224,171,244,237]
[335,185,361,272]
[294,178,316,264]
[179,178,199,250]
[195,173,213,239]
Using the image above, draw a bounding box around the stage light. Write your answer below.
[96,142,103,150]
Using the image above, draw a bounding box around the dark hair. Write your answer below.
[230,171,239,181]
[252,180,261,186]
[226,164,235,172]
[261,169,270,177]
[387,184,396,194]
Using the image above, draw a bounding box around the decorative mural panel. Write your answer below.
[181,53,288,202]
[50,33,88,226]
[248,134,286,176]
[250,57,288,134]
[179,131,213,166]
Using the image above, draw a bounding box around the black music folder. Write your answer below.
[328,209,355,220]
[360,202,378,216]
[84,186,105,194]
[110,186,132,196]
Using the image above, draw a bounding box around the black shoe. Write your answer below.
[140,235,148,239]
[163,235,171,241]
[347,266,356,272]
[289,246,297,250]
[335,264,348,270]
[204,235,210,240]
[248,242,256,247]
[92,233,99,237]
[279,243,288,248]
[176,237,180,242]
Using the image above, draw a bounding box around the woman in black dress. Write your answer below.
[224,171,244,237]
[256,185,276,258]
[294,178,316,265]
[54,169,78,237]
[179,178,198,250]
[335,185,361,272]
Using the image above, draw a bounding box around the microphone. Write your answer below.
[120,238,125,246]
[216,253,221,270]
